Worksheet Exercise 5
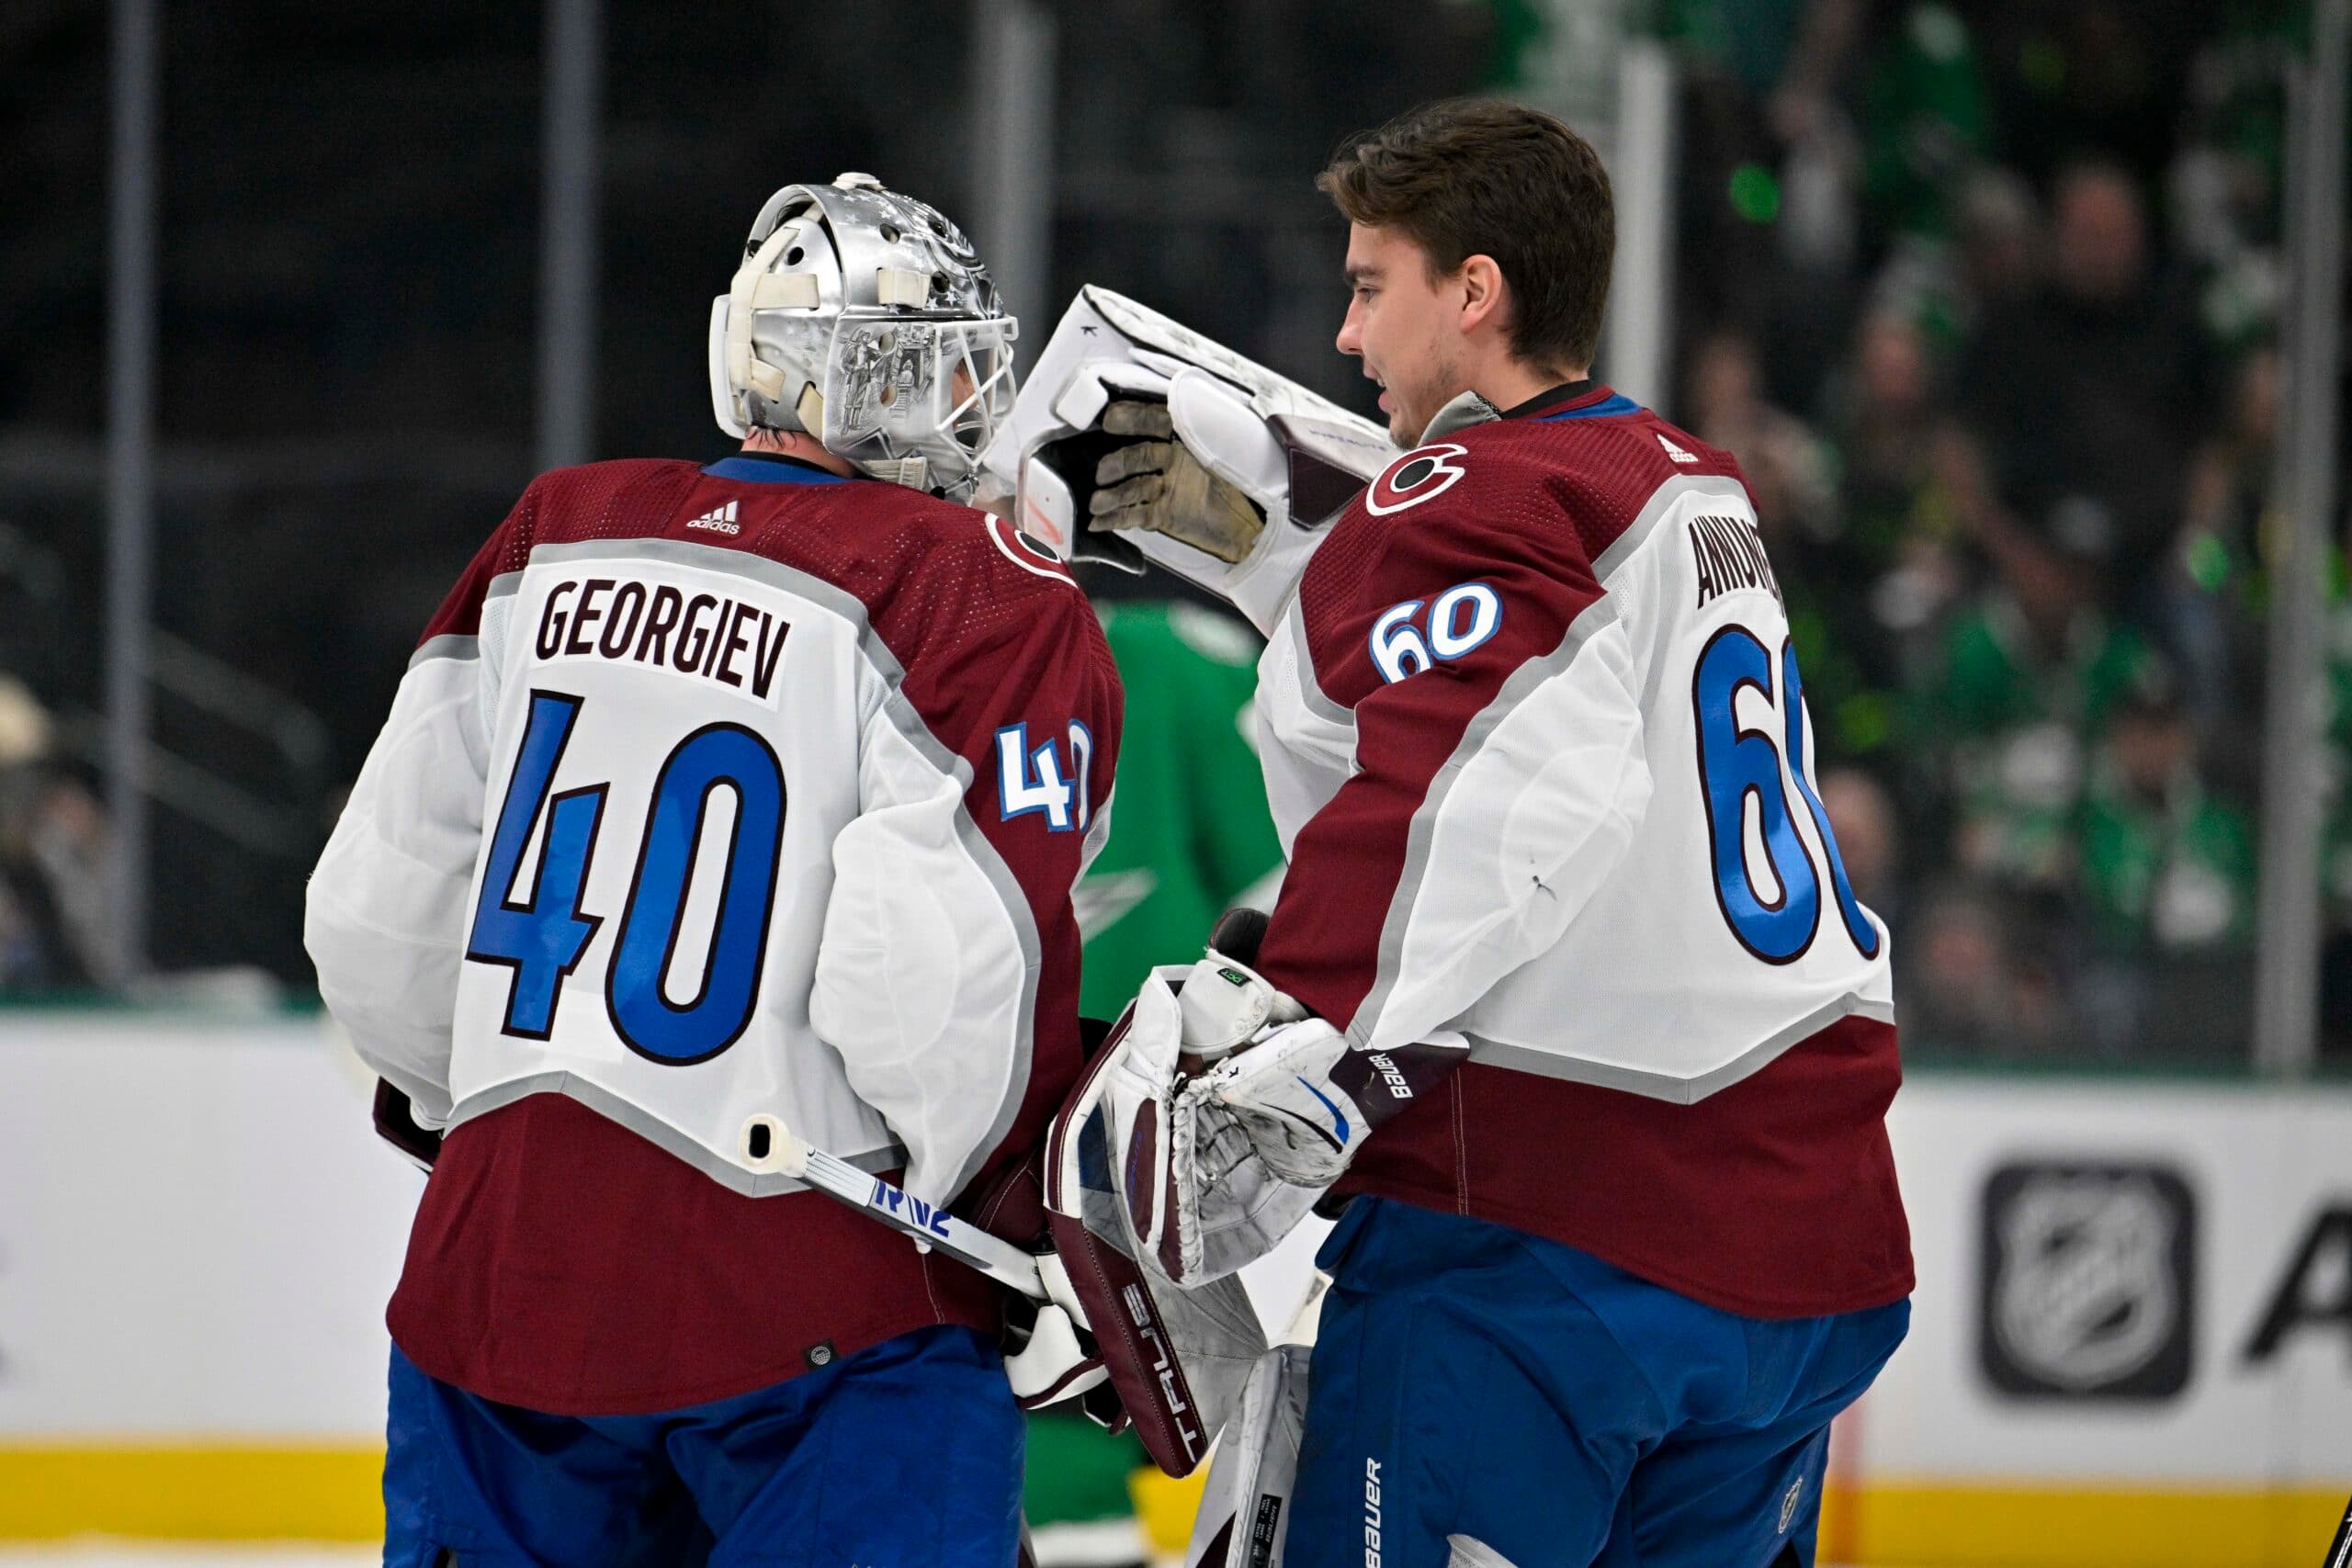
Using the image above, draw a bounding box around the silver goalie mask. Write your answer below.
[708,173,1018,503]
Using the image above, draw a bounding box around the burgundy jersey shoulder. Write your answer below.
[417,458,707,645]
[1306,389,1743,592]
[1453,392,1747,568]
[750,482,1111,689]
[420,457,1111,687]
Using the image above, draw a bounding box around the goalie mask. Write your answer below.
[709,173,1017,503]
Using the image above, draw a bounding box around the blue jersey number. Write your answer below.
[467,692,786,1062]
[1369,581,1503,684]
[996,720,1092,832]
[1690,627,1879,964]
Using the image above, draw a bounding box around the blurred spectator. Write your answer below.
[2074,664,2257,1058]
[1855,3,1988,246]
[1792,311,1962,761]
[1900,882,2065,1055]
[1818,766,1903,931]
[1825,310,1958,596]
[1955,161,2212,597]
[1873,165,2042,351]
[0,676,123,996]
[1685,331,1838,540]
[2169,344,2280,761]
[1913,500,2156,900]
[2078,666,2255,960]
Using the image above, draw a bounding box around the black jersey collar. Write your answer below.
[1499,379,1601,420]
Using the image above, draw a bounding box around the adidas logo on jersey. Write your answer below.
[1657,434,1699,465]
[686,500,741,535]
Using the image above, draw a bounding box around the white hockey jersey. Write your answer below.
[1240,385,1909,1318]
[307,454,1120,1211]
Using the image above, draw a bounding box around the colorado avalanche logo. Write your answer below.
[1364,443,1469,516]
[986,513,1074,582]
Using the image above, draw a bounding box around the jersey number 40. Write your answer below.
[1691,626,1879,964]
[466,690,785,1064]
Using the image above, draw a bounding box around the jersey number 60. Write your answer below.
[466,691,786,1064]
[1690,626,1879,964]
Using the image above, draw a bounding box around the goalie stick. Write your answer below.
[2322,1490,2352,1568]
[743,1113,1046,1300]
[739,906,1276,1304]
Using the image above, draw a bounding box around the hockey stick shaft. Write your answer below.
[772,1122,1046,1299]
[2321,1491,2352,1568]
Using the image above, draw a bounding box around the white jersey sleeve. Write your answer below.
[305,542,504,1129]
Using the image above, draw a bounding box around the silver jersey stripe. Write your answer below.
[447,1071,907,1196]
[490,536,1046,1198]
[1589,473,1752,585]
[1463,992,1898,1105]
[409,633,480,669]
[1345,594,1623,1054]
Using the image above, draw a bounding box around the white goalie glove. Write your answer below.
[1187,1014,1366,1190]
[1067,939,1456,1287]
[973,286,1398,636]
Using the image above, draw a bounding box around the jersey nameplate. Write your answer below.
[536,576,791,703]
[1688,513,1783,611]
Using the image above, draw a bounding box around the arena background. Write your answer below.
[1,1,2347,1564]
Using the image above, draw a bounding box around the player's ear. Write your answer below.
[1458,254,1508,335]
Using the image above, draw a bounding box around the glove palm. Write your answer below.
[1089,400,1265,564]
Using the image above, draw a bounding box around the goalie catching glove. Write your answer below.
[1057,931,1454,1290]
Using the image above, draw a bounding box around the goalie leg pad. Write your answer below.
[1183,1343,1312,1568]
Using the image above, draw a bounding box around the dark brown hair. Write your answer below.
[1318,98,1614,373]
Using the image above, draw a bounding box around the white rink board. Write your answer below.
[1207,1076,2352,1493]
[1861,1079,2352,1486]
[2,1014,2348,1498]
[0,1014,417,1438]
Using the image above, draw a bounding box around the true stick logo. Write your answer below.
[1122,1282,1204,1462]
[867,1177,952,1240]
[1363,1457,1384,1567]
[1777,1475,1804,1533]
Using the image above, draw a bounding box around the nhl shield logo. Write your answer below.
[1979,1160,2197,1401]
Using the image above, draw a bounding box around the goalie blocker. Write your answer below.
[973,285,1396,637]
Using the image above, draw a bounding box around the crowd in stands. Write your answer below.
[1667,0,2306,1060]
